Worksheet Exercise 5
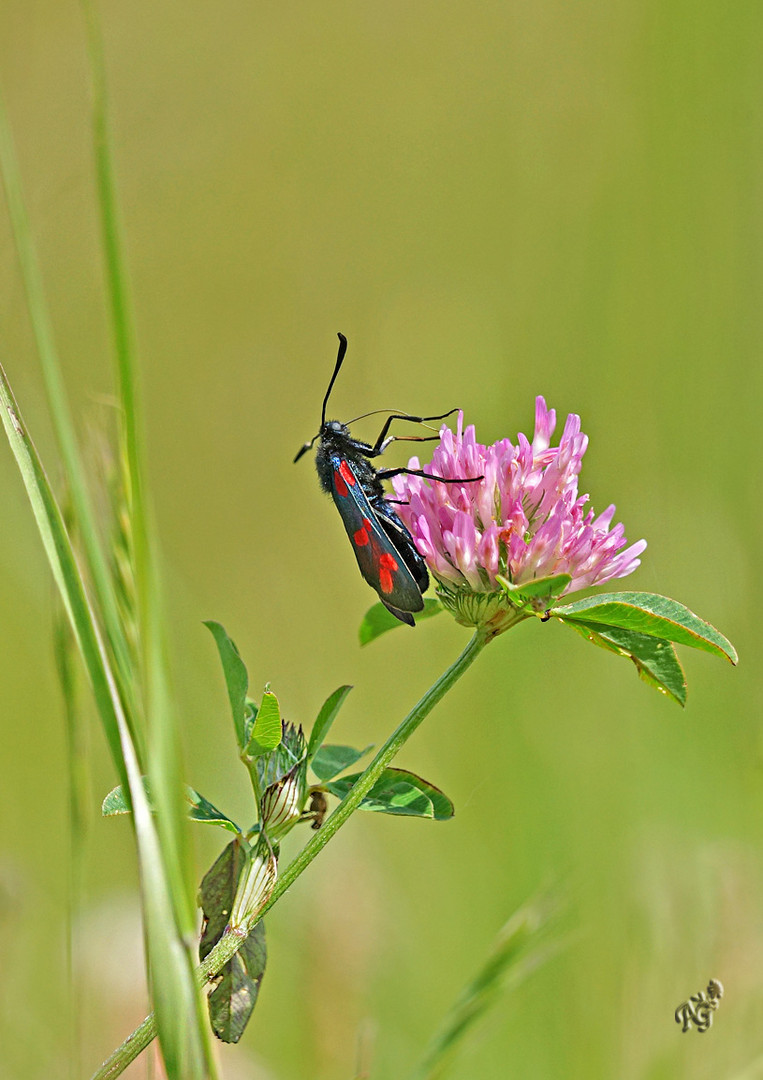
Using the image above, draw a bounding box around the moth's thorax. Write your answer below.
[314,421,350,493]
[314,421,382,497]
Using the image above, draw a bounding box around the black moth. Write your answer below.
[294,333,479,625]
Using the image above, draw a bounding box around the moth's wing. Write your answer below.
[374,504,429,594]
[329,455,424,621]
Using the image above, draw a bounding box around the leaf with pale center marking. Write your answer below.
[310,743,373,782]
[326,767,454,819]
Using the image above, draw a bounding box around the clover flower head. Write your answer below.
[391,398,646,634]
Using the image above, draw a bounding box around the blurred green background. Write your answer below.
[0,1,760,1078]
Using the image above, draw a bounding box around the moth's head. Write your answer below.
[323,420,349,438]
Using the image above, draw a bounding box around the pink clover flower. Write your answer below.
[391,399,646,628]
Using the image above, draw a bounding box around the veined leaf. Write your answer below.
[244,690,282,757]
[563,621,687,706]
[551,592,737,663]
[326,768,454,820]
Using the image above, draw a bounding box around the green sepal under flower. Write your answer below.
[436,581,533,639]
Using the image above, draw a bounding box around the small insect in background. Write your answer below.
[294,333,480,625]
[674,978,724,1033]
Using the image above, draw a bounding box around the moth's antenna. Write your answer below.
[321,332,348,427]
[293,436,316,463]
[345,408,405,424]
[294,334,349,464]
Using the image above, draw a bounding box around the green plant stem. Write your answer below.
[89,629,490,1080]
[241,755,263,809]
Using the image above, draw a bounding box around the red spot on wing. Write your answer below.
[334,469,348,497]
[354,518,371,547]
[334,461,357,498]
[339,460,356,487]
[378,552,399,595]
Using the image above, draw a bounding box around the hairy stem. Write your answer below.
[89,629,489,1080]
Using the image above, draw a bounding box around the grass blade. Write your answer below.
[54,583,89,1080]
[80,0,139,447]
[410,891,564,1080]
[0,362,212,1077]
[79,5,218,1073]
[0,363,125,765]
[0,87,139,739]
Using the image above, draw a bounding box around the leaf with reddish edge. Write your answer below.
[326,767,454,820]
[359,598,444,646]
[551,592,737,663]
[563,621,687,706]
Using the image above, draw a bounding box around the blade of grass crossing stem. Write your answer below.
[80,8,217,1074]
[411,893,564,1080]
[0,88,139,743]
[0,367,212,1077]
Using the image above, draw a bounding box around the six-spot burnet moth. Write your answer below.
[294,333,481,625]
